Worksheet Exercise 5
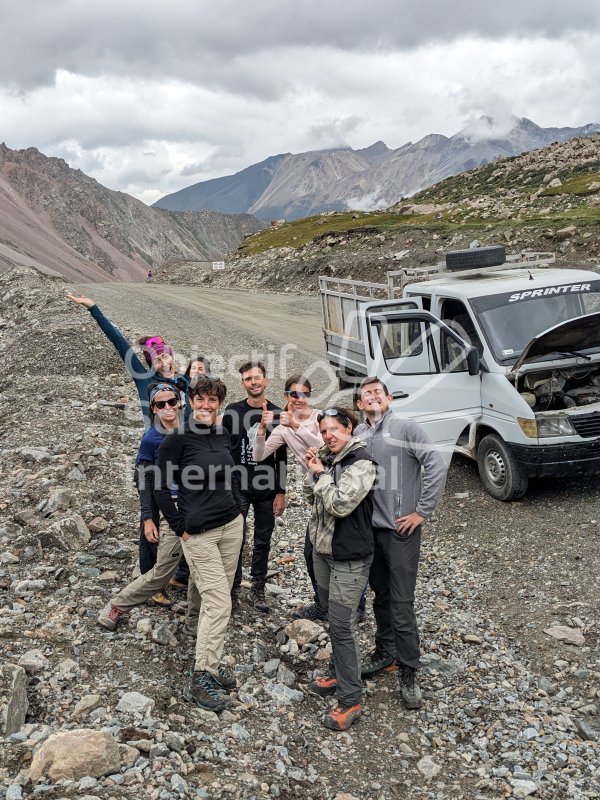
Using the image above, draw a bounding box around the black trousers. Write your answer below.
[370,526,422,670]
[233,491,276,588]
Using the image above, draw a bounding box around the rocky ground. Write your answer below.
[155,222,600,297]
[1,267,599,800]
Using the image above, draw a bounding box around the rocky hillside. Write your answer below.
[156,133,600,293]
[154,117,600,221]
[0,144,265,282]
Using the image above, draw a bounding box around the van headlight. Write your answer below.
[535,414,576,437]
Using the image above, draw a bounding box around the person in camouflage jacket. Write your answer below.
[302,407,377,732]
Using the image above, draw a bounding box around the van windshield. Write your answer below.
[469,280,600,364]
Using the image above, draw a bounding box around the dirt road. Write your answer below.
[81,282,325,361]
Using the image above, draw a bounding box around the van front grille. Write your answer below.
[572,412,600,438]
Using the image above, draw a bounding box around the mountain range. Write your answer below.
[154,117,600,221]
[0,144,265,282]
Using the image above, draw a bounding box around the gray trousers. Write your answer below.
[313,551,372,707]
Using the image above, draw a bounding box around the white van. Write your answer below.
[319,246,600,500]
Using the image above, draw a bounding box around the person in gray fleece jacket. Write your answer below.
[354,376,447,710]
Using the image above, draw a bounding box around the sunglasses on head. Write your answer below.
[318,408,350,425]
[144,336,165,348]
[285,390,311,399]
[153,397,179,410]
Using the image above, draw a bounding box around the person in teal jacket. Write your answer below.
[66,294,190,427]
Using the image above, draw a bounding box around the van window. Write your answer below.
[440,298,484,356]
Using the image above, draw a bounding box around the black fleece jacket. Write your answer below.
[154,420,240,536]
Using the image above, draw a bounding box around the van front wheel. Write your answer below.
[477,434,528,501]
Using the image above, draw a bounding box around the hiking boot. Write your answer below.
[322,704,362,731]
[150,591,175,608]
[182,619,197,638]
[399,666,422,709]
[97,603,124,631]
[168,577,188,598]
[230,587,240,613]
[212,665,237,691]
[360,645,396,677]
[309,676,338,697]
[249,583,270,613]
[185,670,228,712]
[291,602,327,621]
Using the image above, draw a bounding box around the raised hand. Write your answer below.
[258,401,274,435]
[281,401,299,429]
[66,294,95,309]
[304,447,324,475]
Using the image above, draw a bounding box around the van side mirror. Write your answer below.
[467,346,480,376]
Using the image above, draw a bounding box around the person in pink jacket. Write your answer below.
[253,373,329,619]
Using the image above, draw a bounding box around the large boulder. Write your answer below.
[29,729,121,782]
[45,514,90,552]
[0,664,28,736]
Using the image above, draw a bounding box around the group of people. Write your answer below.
[66,293,448,731]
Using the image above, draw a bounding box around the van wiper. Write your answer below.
[557,350,592,361]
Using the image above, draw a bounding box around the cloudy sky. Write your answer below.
[2,0,600,205]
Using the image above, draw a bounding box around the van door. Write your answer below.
[365,310,482,459]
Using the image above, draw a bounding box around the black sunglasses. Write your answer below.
[153,397,179,410]
[318,408,350,425]
[285,390,311,399]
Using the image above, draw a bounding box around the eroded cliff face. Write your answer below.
[0,143,265,282]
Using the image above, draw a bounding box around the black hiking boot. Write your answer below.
[185,670,228,713]
[399,666,423,709]
[249,581,270,613]
[360,644,396,677]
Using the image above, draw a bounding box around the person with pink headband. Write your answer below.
[66,294,189,427]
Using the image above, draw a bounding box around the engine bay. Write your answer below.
[517,365,600,411]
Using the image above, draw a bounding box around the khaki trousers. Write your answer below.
[182,515,243,674]
[112,528,200,625]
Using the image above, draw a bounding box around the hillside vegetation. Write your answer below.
[157,134,600,292]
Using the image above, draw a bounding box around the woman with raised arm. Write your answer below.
[65,294,189,427]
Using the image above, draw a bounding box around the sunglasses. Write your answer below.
[153,397,179,409]
[144,336,165,348]
[318,408,350,425]
[285,390,311,399]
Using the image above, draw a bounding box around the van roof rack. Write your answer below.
[388,250,556,294]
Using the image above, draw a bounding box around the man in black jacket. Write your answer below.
[222,362,287,612]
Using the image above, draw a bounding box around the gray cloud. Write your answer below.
[3,0,600,91]
[1,2,599,204]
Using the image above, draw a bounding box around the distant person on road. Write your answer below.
[355,377,447,710]
[221,361,287,613]
[304,406,377,731]
[65,294,189,427]
[154,375,244,713]
[146,270,153,281]
[97,384,199,628]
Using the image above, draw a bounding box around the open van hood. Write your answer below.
[511,311,600,372]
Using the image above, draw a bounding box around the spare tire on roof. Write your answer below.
[445,245,506,270]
